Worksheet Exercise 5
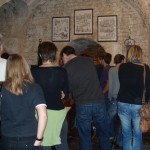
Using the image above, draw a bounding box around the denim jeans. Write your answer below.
[104,93,109,112]
[108,97,122,147]
[1,135,39,150]
[118,102,142,150]
[76,102,111,150]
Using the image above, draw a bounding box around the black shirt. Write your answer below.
[1,83,46,137]
[32,67,69,110]
[118,62,150,104]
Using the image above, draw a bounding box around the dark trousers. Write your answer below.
[1,136,42,150]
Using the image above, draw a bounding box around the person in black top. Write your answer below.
[117,45,150,150]
[32,41,69,150]
[1,52,9,59]
[1,54,47,150]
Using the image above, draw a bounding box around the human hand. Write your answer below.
[34,140,42,146]
[61,91,65,99]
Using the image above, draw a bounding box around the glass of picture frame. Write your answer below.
[74,9,93,35]
[52,17,70,42]
[97,15,117,42]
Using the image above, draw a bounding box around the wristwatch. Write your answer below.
[35,137,43,141]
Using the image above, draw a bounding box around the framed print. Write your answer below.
[52,17,70,42]
[74,9,93,35]
[97,15,117,42]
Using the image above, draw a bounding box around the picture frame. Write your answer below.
[97,15,117,42]
[74,9,93,35]
[52,17,70,42]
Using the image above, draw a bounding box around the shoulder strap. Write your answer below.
[142,65,146,104]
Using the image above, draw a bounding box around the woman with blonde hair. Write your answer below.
[0,54,47,150]
[117,45,150,150]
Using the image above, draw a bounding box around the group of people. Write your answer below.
[0,35,150,150]
[99,45,150,150]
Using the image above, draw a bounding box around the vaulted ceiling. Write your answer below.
[0,0,150,17]
[0,0,150,26]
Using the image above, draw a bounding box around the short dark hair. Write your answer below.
[1,52,9,59]
[102,53,112,64]
[38,41,57,63]
[60,46,76,57]
[114,54,125,64]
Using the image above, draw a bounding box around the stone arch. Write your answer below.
[68,38,105,64]
[68,38,105,55]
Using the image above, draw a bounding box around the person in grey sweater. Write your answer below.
[60,46,111,150]
[108,54,125,147]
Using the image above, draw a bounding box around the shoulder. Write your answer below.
[79,56,93,62]
[144,64,149,70]
[0,57,7,63]
[119,62,132,69]
[64,56,94,70]
[56,67,67,75]
[109,66,117,73]
[143,64,150,75]
[26,82,42,92]
[72,56,93,63]
[77,57,95,67]
[31,67,40,74]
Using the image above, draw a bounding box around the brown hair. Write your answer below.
[114,54,125,64]
[38,41,57,63]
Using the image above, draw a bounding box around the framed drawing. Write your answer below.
[52,17,70,42]
[97,15,117,42]
[74,9,93,35]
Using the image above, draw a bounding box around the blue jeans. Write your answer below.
[108,98,122,147]
[118,102,142,150]
[108,97,117,138]
[76,102,111,150]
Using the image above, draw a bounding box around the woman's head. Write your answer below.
[38,41,58,63]
[5,54,33,95]
[114,54,125,65]
[127,45,143,63]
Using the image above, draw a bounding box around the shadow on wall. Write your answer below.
[0,0,28,17]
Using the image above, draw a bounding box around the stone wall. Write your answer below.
[0,0,149,65]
